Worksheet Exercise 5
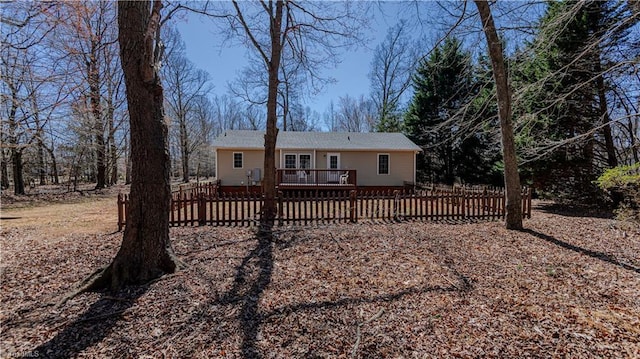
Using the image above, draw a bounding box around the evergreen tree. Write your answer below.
[405,38,496,185]
[514,0,636,200]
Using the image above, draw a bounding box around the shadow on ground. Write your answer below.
[32,286,149,359]
[29,223,474,359]
[534,202,614,219]
[524,228,639,274]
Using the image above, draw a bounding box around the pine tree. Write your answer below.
[515,0,636,200]
[404,37,494,185]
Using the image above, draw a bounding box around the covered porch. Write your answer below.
[276,169,357,190]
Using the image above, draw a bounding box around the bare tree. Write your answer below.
[474,0,522,229]
[369,20,421,132]
[335,94,377,133]
[1,1,63,194]
[162,27,212,183]
[194,0,367,221]
[99,30,127,186]
[323,99,339,132]
[190,94,216,179]
[79,0,180,292]
[1,45,29,195]
[51,1,120,189]
[210,94,262,132]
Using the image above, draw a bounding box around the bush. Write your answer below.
[596,163,640,223]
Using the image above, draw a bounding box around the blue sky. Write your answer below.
[174,3,413,115]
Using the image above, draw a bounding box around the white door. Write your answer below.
[327,153,340,183]
[327,153,340,169]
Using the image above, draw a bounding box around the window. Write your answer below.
[327,153,340,169]
[377,154,390,175]
[330,156,338,169]
[233,152,243,169]
[284,153,312,169]
[299,154,311,169]
[284,154,297,169]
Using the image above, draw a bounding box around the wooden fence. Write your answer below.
[117,187,532,230]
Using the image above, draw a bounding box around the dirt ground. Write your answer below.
[1,190,639,358]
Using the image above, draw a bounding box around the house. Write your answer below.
[211,130,422,191]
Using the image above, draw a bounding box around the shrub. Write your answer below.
[596,163,640,223]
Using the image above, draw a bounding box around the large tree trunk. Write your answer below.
[179,115,190,183]
[124,135,132,184]
[475,0,523,230]
[85,0,179,291]
[106,79,119,186]
[37,140,46,185]
[90,39,107,190]
[595,61,618,168]
[46,145,60,185]
[1,151,9,190]
[108,125,118,185]
[12,149,25,195]
[8,85,24,195]
[261,0,284,223]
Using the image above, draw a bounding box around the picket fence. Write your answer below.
[117,187,532,230]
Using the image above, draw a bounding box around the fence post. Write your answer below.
[392,190,399,221]
[350,190,357,223]
[277,191,284,226]
[461,190,466,220]
[198,193,206,226]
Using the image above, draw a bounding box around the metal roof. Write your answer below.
[211,130,422,152]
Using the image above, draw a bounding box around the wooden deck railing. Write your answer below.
[276,169,357,187]
[117,187,532,230]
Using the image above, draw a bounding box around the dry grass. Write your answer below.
[1,192,639,358]
[2,198,118,236]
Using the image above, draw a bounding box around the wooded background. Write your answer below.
[2,1,638,204]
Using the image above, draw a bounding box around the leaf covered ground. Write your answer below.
[1,197,639,358]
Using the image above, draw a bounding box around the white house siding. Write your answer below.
[315,150,415,186]
[217,149,264,186]
[217,149,415,187]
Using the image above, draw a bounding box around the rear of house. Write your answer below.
[212,130,421,191]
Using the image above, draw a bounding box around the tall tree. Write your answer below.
[514,0,638,198]
[82,0,180,291]
[335,94,376,132]
[162,27,212,183]
[211,0,366,221]
[404,38,479,185]
[1,1,61,195]
[230,0,283,222]
[474,0,523,229]
[52,1,120,189]
[369,20,420,132]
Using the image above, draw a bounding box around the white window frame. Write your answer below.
[377,153,390,175]
[284,152,313,169]
[327,153,341,169]
[298,153,312,169]
[233,152,244,169]
[284,153,297,169]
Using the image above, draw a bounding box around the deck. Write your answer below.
[276,169,357,190]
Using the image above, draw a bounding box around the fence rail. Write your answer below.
[117,187,532,230]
